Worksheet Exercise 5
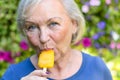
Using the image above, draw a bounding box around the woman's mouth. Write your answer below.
[40,48,54,51]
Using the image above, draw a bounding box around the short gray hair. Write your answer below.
[17,0,85,44]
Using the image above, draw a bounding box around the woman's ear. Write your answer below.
[71,19,78,34]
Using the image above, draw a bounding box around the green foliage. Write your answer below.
[0,0,20,51]
[75,0,120,80]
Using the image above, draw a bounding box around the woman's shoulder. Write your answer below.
[11,57,35,74]
[14,58,32,68]
[1,58,35,80]
[82,52,108,70]
[82,52,104,62]
[10,58,33,71]
[83,52,112,79]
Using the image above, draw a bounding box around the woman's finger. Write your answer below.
[30,76,49,80]
[29,70,48,77]
[20,70,49,80]
[21,75,48,80]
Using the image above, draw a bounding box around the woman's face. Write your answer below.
[24,0,77,60]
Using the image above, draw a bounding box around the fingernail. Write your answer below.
[46,71,50,74]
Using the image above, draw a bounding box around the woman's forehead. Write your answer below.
[24,0,69,22]
[25,0,65,14]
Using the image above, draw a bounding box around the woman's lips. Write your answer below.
[40,48,54,51]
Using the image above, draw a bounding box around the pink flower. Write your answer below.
[19,40,29,50]
[81,37,92,47]
[90,0,101,6]
[0,51,14,63]
[116,43,120,49]
[109,42,116,49]
[82,5,89,13]
[105,0,111,5]
[0,51,4,61]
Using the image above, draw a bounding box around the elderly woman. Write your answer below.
[1,0,112,80]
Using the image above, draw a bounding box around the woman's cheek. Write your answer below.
[52,30,67,43]
[27,33,40,47]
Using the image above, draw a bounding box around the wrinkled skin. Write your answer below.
[21,0,82,80]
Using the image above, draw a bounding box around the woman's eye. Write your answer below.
[49,22,59,27]
[27,25,37,31]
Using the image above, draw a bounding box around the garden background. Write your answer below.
[0,0,120,80]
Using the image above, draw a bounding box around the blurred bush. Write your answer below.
[0,0,120,80]
[0,0,19,51]
[0,0,34,77]
[74,0,120,80]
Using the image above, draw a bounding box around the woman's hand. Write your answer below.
[21,70,49,80]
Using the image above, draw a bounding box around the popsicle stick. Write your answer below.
[43,68,47,72]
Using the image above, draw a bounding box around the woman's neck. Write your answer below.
[53,49,73,71]
[48,49,82,79]
[30,49,82,79]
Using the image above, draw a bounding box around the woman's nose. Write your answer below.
[39,28,50,44]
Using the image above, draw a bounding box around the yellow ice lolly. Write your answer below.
[38,50,54,70]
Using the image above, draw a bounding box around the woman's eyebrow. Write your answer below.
[47,17,62,22]
[24,17,62,24]
[24,20,35,23]
[24,21,38,25]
